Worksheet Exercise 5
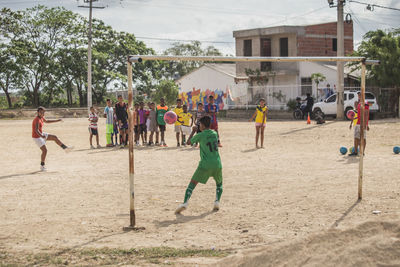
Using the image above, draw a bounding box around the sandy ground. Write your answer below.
[0,117,399,265]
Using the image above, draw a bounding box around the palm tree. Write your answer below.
[311,73,326,100]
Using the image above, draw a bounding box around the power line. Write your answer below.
[349,0,400,11]
[135,36,234,44]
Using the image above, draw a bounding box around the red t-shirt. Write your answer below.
[32,116,44,138]
[357,102,370,126]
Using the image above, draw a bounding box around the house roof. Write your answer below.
[175,63,247,83]
[321,63,362,78]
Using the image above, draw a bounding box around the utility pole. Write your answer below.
[78,0,105,113]
[336,0,345,119]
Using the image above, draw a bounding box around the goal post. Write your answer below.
[125,55,379,228]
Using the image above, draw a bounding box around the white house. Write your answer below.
[176,64,246,110]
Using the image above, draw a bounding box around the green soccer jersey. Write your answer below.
[156,105,168,125]
[191,129,222,169]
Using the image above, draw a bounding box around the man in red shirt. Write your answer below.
[349,92,370,156]
[32,107,71,171]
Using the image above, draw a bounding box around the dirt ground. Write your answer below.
[0,117,399,266]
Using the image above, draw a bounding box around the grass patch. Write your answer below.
[1,247,229,266]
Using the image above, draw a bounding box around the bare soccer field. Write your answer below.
[1,118,399,266]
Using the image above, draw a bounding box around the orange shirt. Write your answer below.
[32,116,44,138]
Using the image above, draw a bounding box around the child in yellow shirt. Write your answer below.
[249,98,268,149]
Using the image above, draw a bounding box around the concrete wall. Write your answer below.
[176,66,235,110]
[297,22,354,56]
[235,33,297,77]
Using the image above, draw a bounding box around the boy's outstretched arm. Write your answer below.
[186,126,197,145]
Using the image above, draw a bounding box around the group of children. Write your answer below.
[88,95,224,149]
[32,95,271,214]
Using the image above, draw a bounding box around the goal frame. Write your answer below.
[125,55,379,229]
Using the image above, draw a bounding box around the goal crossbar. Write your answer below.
[128,55,368,63]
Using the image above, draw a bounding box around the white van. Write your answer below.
[312,91,379,119]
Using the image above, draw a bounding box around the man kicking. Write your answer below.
[32,107,71,171]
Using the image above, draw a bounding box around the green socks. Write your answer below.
[183,182,197,203]
[216,183,223,202]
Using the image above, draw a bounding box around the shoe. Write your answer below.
[213,201,220,211]
[64,146,73,153]
[97,145,101,149]
[349,152,358,156]
[155,142,160,146]
[40,165,47,172]
[90,145,95,149]
[177,142,180,147]
[218,143,223,148]
[120,144,125,149]
[175,202,188,214]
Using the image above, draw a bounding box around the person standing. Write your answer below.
[174,99,184,147]
[32,107,71,171]
[156,98,168,147]
[104,99,114,147]
[115,95,129,148]
[302,93,314,120]
[88,106,100,149]
[249,98,268,148]
[205,95,222,147]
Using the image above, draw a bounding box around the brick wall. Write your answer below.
[297,22,353,57]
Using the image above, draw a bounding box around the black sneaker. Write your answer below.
[349,152,358,156]
[177,142,180,147]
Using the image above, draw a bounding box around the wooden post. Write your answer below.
[358,61,366,200]
[123,60,138,231]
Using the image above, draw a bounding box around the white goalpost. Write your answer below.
[124,55,379,229]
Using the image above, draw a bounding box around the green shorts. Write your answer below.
[191,167,222,184]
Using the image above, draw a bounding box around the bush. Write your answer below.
[287,99,297,111]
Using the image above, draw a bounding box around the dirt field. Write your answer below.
[0,117,399,266]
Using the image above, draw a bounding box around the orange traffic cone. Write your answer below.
[307,114,311,124]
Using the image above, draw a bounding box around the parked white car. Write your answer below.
[312,91,379,119]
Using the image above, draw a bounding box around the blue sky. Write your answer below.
[1,0,399,54]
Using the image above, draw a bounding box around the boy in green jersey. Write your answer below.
[156,97,168,147]
[175,116,223,214]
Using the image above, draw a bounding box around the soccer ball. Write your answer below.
[346,110,356,120]
[164,111,177,124]
[340,147,348,155]
[394,146,400,154]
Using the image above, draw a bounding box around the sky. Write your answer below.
[1,0,399,55]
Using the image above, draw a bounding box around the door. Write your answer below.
[324,94,337,115]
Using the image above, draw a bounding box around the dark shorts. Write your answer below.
[134,125,139,134]
[139,124,147,134]
[158,124,166,132]
[89,127,98,135]
[119,122,128,130]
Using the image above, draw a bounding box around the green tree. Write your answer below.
[352,28,400,112]
[153,80,179,106]
[311,72,326,98]
[162,41,223,79]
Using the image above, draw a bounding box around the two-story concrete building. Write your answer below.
[233,21,355,102]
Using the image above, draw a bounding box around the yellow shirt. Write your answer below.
[255,105,268,123]
[180,112,193,126]
[353,112,358,126]
[174,107,183,125]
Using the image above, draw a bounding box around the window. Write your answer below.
[344,94,347,101]
[301,77,312,95]
[332,38,337,52]
[280,37,288,57]
[365,93,375,99]
[244,39,252,56]
[349,93,355,100]
[326,94,337,103]
[260,38,271,71]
